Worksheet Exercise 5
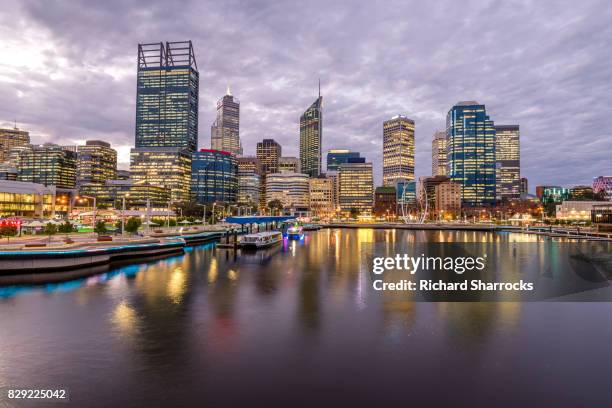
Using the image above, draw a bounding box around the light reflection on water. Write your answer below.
[0,231,611,406]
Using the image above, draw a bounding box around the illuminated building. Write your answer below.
[135,41,199,153]
[256,139,282,208]
[0,180,55,218]
[520,177,528,196]
[117,170,131,180]
[373,186,396,218]
[435,182,462,215]
[79,180,170,210]
[77,140,117,185]
[279,157,300,173]
[540,186,570,204]
[300,92,322,177]
[191,149,237,204]
[418,175,450,212]
[494,125,520,200]
[15,144,77,188]
[446,101,496,206]
[593,176,612,201]
[265,172,310,214]
[339,160,373,215]
[0,127,30,163]
[130,147,191,202]
[211,87,242,155]
[556,201,604,221]
[395,179,416,208]
[569,185,594,200]
[431,130,447,176]
[0,164,18,181]
[592,204,612,231]
[309,176,335,218]
[383,115,415,186]
[237,157,261,206]
[326,149,360,172]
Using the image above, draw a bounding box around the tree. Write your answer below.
[125,217,142,235]
[349,207,360,219]
[267,199,283,215]
[43,223,57,242]
[0,225,17,243]
[58,221,76,234]
[94,220,107,235]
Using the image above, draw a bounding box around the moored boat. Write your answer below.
[286,225,304,240]
[240,231,283,248]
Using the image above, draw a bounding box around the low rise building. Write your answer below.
[435,181,462,217]
[309,176,335,218]
[0,180,55,218]
[373,186,396,218]
[265,172,310,215]
[555,201,604,221]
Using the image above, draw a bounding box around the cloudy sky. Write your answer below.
[1,0,611,191]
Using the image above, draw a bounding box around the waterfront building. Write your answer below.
[556,201,605,221]
[130,147,191,202]
[591,203,612,231]
[520,177,528,196]
[265,172,310,214]
[191,149,237,204]
[300,92,322,177]
[540,186,570,204]
[309,176,335,218]
[237,157,262,206]
[80,179,170,210]
[326,149,360,172]
[256,139,282,175]
[418,175,450,213]
[0,164,18,181]
[446,101,496,206]
[383,115,415,186]
[569,185,594,200]
[339,160,373,216]
[435,181,462,217]
[395,179,417,208]
[77,140,117,185]
[593,176,612,201]
[495,125,520,200]
[0,127,30,163]
[279,157,300,173]
[211,87,242,156]
[0,180,54,217]
[373,186,397,218]
[431,130,447,176]
[15,144,77,189]
[135,41,199,153]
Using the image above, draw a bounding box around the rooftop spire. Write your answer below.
[226,84,232,96]
[318,78,321,98]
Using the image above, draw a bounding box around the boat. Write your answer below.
[286,225,304,240]
[302,224,322,231]
[240,231,283,248]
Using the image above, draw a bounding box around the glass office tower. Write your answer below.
[77,140,117,185]
[382,115,415,186]
[446,101,496,207]
[211,88,242,156]
[326,149,361,172]
[130,147,191,202]
[16,144,77,189]
[135,41,199,153]
[0,127,30,163]
[494,125,520,200]
[300,94,322,177]
[191,149,238,204]
[339,159,373,215]
[431,130,447,176]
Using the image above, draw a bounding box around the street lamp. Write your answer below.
[211,202,217,225]
[121,193,130,235]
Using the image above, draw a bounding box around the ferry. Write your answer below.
[302,224,322,231]
[240,231,283,248]
[286,225,304,240]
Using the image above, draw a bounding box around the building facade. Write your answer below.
[446,101,496,206]
[431,130,447,177]
[418,175,450,214]
[556,201,605,221]
[309,176,335,218]
[373,186,397,218]
[279,157,300,173]
[130,147,191,202]
[237,157,262,206]
[520,177,528,196]
[256,139,282,175]
[265,172,310,213]
[326,149,360,172]
[435,181,462,216]
[77,140,117,185]
[339,161,373,216]
[300,95,322,177]
[211,88,242,156]
[0,180,55,218]
[593,176,612,201]
[191,149,237,204]
[383,115,415,186]
[15,144,77,188]
[79,180,170,210]
[0,127,30,163]
[495,125,520,200]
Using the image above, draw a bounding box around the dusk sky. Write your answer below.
[1,0,611,191]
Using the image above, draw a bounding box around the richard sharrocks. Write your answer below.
[373,280,533,291]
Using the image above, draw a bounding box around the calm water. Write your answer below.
[1,229,612,407]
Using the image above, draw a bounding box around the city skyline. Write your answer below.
[1,1,611,189]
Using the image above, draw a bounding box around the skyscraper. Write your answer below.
[256,139,282,174]
[130,147,191,202]
[300,90,322,177]
[77,140,117,185]
[237,157,262,206]
[0,127,30,163]
[16,144,77,189]
[326,149,360,172]
[495,125,520,200]
[339,160,373,216]
[191,149,237,204]
[135,41,199,152]
[265,172,310,215]
[382,115,415,186]
[211,87,242,156]
[431,130,447,176]
[446,101,496,206]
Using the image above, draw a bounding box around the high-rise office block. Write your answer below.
[520,177,528,196]
[191,149,237,204]
[130,147,191,202]
[300,92,322,177]
[383,115,415,186]
[446,101,496,206]
[326,149,360,172]
[77,140,117,185]
[15,144,77,188]
[279,157,300,173]
[211,87,242,156]
[265,172,310,213]
[256,139,282,174]
[0,127,30,162]
[431,130,447,176]
[373,186,397,218]
[135,41,199,152]
[339,160,373,215]
[495,125,520,200]
[309,176,335,218]
[237,157,262,206]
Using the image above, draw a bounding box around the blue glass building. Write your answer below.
[395,179,416,206]
[326,150,361,171]
[446,101,496,206]
[191,149,237,204]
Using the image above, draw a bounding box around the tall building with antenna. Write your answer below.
[299,81,322,177]
[211,86,242,155]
